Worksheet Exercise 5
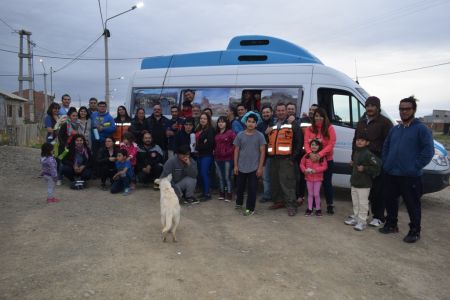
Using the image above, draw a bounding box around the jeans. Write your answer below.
[369,170,386,221]
[44,175,55,199]
[215,160,233,193]
[384,174,423,232]
[236,171,257,211]
[111,175,130,193]
[198,155,213,196]
[61,165,92,182]
[323,160,334,206]
[137,164,163,184]
[262,157,272,200]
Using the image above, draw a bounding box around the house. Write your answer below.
[423,109,450,134]
[13,89,55,123]
[0,90,28,129]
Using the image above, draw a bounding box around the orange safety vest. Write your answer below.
[113,122,131,144]
[267,123,293,156]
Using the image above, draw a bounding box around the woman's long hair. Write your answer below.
[215,116,231,133]
[46,102,60,117]
[134,108,146,123]
[115,105,131,122]
[196,112,212,132]
[311,107,331,139]
[78,106,90,120]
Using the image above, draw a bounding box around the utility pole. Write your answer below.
[40,59,48,112]
[18,29,34,122]
[50,66,53,99]
[104,29,110,107]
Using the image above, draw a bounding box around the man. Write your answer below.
[286,102,304,205]
[166,106,184,159]
[300,104,319,123]
[257,105,274,202]
[88,97,98,114]
[160,144,198,204]
[352,96,393,227]
[267,103,304,216]
[232,104,247,134]
[136,131,164,187]
[58,94,71,116]
[379,96,434,243]
[146,104,170,159]
[191,104,201,129]
[183,89,195,103]
[91,101,116,158]
[286,102,299,125]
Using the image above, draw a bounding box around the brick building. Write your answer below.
[13,89,54,123]
[423,109,450,134]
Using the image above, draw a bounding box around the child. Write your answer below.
[40,143,60,204]
[300,139,328,216]
[233,112,266,216]
[344,131,381,231]
[111,149,133,195]
[120,131,138,188]
[214,116,236,202]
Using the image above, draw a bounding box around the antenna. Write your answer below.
[354,58,359,84]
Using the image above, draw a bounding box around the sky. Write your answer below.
[1,0,449,118]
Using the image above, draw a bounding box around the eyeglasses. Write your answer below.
[399,107,413,111]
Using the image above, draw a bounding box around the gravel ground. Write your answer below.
[0,145,449,300]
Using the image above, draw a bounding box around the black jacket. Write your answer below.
[196,127,215,157]
[136,144,164,172]
[97,146,118,170]
[146,115,169,150]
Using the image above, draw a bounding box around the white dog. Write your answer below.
[155,174,180,242]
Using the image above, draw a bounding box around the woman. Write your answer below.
[113,105,132,144]
[61,134,93,188]
[44,102,60,143]
[129,108,148,144]
[97,136,118,190]
[303,108,336,214]
[195,112,215,201]
[214,116,236,202]
[78,106,92,148]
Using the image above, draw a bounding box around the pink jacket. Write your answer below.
[300,155,328,182]
[304,125,336,161]
[214,129,236,161]
[120,142,138,166]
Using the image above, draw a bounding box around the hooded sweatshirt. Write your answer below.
[91,111,116,142]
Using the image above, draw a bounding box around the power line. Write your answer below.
[0,16,18,33]
[53,34,104,73]
[359,61,450,79]
[98,0,105,30]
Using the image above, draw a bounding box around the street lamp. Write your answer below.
[104,2,143,108]
[39,59,48,113]
[110,76,125,81]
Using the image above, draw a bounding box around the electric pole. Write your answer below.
[18,29,34,122]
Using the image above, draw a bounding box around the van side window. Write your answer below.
[235,88,301,114]
[182,88,232,116]
[317,88,364,128]
[131,88,180,117]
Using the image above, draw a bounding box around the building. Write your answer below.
[13,89,54,123]
[0,90,28,128]
[423,109,450,134]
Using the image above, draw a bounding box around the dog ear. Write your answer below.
[154,178,160,184]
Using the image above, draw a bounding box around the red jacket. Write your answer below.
[304,124,336,161]
[120,142,138,166]
[214,129,236,161]
[300,155,328,182]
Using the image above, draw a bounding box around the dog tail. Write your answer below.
[162,210,173,235]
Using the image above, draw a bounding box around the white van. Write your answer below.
[127,35,449,193]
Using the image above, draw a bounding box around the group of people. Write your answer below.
[40,92,434,243]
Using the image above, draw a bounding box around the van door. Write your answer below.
[312,86,365,178]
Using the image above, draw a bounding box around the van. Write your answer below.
[127,35,449,193]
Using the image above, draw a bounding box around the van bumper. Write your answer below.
[422,168,450,194]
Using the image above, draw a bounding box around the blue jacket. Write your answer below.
[382,118,434,177]
[91,111,116,142]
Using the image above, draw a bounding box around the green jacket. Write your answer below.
[350,147,381,188]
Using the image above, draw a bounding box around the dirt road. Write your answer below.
[1,146,449,300]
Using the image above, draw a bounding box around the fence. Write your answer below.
[4,123,44,146]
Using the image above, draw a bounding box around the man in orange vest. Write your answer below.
[267,103,304,216]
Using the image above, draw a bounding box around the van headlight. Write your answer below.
[432,148,449,166]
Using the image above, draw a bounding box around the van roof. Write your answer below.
[140,35,323,70]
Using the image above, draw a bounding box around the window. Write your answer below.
[131,88,179,117]
[234,87,301,114]
[18,106,23,118]
[181,88,233,116]
[7,105,12,118]
[318,88,365,128]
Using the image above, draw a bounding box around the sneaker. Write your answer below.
[369,218,383,227]
[235,204,243,210]
[47,197,60,204]
[190,197,200,204]
[288,208,297,216]
[354,222,366,231]
[327,205,334,215]
[243,209,255,216]
[269,202,285,210]
[378,224,399,234]
[344,215,357,226]
[403,230,420,243]
[123,188,130,196]
[225,192,233,202]
[218,192,225,200]
[315,209,323,217]
[56,180,62,186]
[304,209,313,216]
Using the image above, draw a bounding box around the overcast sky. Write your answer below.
[1,0,449,118]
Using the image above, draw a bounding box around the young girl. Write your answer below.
[214,116,236,202]
[300,139,328,216]
[120,131,138,188]
[40,143,60,204]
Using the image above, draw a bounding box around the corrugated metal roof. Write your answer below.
[0,90,28,102]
